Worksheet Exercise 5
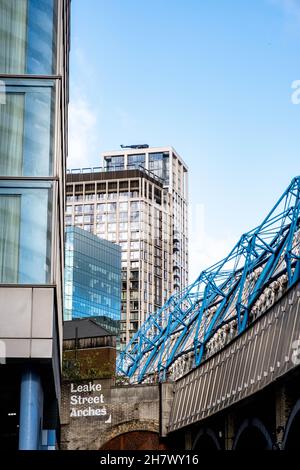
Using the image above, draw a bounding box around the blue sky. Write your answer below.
[68,0,300,281]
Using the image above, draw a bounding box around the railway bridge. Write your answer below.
[117,176,300,450]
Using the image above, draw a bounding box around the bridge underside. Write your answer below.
[168,282,300,432]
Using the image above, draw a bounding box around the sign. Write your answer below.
[69,381,111,422]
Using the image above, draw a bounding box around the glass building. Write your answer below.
[0,0,70,450]
[66,147,188,350]
[65,227,121,337]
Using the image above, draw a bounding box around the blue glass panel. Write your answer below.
[0,180,52,284]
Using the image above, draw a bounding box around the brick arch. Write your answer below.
[232,418,273,450]
[192,428,221,450]
[282,398,300,450]
[90,420,160,450]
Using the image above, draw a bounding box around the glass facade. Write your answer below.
[149,152,169,184]
[0,79,55,176]
[0,180,52,283]
[0,0,57,75]
[64,226,121,337]
[104,155,124,171]
[127,153,145,169]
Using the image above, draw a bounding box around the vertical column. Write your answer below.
[275,385,292,450]
[224,413,235,450]
[19,368,43,450]
[184,430,192,450]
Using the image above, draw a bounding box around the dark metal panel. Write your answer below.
[168,283,300,432]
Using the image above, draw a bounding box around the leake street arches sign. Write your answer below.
[69,381,111,422]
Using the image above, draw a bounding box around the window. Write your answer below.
[84,204,94,213]
[130,241,139,250]
[119,232,127,241]
[107,213,116,222]
[119,212,128,222]
[119,202,128,211]
[149,152,169,183]
[108,223,116,232]
[130,211,140,222]
[0,80,55,176]
[0,180,52,283]
[127,154,145,169]
[104,155,124,171]
[131,261,139,268]
[119,222,128,232]
[0,0,58,75]
[96,223,105,233]
[107,232,116,241]
[130,201,140,211]
[131,231,139,240]
[107,202,117,212]
[74,205,83,214]
[97,203,106,213]
[75,215,83,224]
[130,251,139,260]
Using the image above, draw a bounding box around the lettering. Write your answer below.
[69,382,109,419]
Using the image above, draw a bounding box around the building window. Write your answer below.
[97,203,106,213]
[96,223,105,233]
[0,0,58,75]
[107,213,116,222]
[84,204,94,213]
[130,241,139,250]
[104,155,124,171]
[75,215,83,224]
[119,212,128,222]
[108,223,116,232]
[0,181,52,283]
[107,202,117,212]
[127,154,145,169]
[119,232,127,241]
[0,80,55,176]
[119,222,128,231]
[130,211,140,222]
[130,201,140,211]
[75,205,83,214]
[119,202,128,211]
[149,152,169,183]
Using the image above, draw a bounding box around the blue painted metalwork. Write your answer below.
[19,368,43,450]
[117,177,300,383]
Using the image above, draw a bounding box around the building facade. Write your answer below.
[64,226,121,337]
[0,0,70,450]
[66,147,188,349]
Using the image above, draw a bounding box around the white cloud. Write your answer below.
[68,97,100,169]
[67,44,103,170]
[188,203,238,283]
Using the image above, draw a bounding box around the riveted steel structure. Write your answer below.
[117,177,300,384]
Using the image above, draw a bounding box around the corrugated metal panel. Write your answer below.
[168,283,300,432]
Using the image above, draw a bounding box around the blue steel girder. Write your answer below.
[117,176,300,383]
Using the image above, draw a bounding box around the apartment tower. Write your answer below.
[66,146,188,349]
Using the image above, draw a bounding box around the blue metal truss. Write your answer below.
[117,177,300,383]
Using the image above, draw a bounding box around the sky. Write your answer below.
[68,0,300,282]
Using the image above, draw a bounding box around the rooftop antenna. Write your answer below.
[120,144,149,149]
